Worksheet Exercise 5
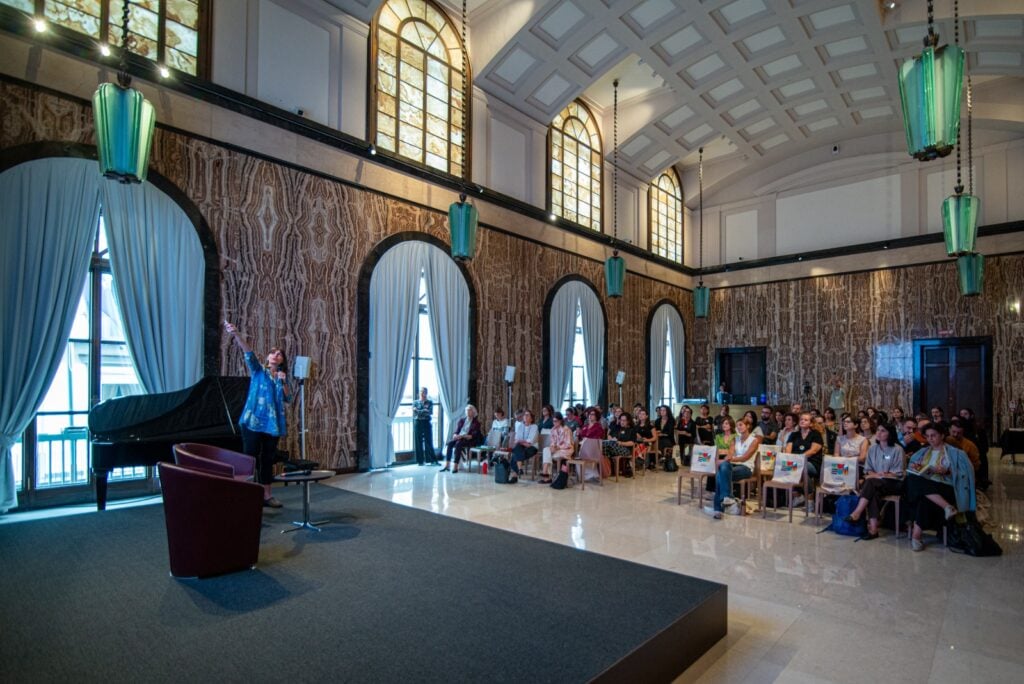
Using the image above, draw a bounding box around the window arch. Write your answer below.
[549,100,602,231]
[3,0,206,75]
[543,277,606,410]
[649,167,683,263]
[371,0,469,178]
[647,301,686,409]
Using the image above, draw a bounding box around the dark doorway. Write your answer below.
[913,337,993,431]
[716,347,767,405]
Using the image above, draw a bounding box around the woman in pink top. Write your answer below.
[540,412,574,484]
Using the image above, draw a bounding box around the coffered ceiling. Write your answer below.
[333,0,1024,194]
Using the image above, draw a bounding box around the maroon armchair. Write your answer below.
[157,462,264,578]
[173,442,256,481]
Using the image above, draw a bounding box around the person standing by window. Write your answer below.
[412,387,435,466]
[224,321,291,508]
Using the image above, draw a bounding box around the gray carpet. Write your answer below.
[0,484,725,683]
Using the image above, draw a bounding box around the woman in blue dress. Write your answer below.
[225,321,292,507]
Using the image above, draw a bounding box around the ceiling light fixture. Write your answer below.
[33,17,46,32]
[897,0,964,161]
[605,78,625,298]
[99,43,111,57]
[92,0,156,183]
[447,0,477,263]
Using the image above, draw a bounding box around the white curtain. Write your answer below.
[547,284,578,407]
[649,306,670,409]
[577,284,605,409]
[423,245,471,441]
[0,159,101,512]
[368,242,427,469]
[667,305,686,402]
[101,181,204,393]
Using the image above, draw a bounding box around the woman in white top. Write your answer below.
[835,415,869,463]
[540,412,573,484]
[508,409,539,483]
[709,417,759,519]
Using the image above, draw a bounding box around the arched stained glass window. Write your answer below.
[372,0,469,178]
[1,0,205,75]
[550,100,602,231]
[649,168,683,263]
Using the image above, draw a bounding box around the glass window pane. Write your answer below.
[34,413,90,488]
[12,436,23,491]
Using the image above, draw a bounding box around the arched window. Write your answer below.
[371,0,469,177]
[549,100,602,231]
[3,0,206,75]
[649,168,683,262]
[546,278,605,409]
[648,302,686,409]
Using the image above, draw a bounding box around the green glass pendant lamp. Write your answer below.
[956,253,984,296]
[93,0,156,183]
[897,0,965,162]
[605,78,625,298]
[447,0,477,262]
[941,3,979,257]
[694,147,709,319]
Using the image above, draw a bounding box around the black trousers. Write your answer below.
[858,477,904,519]
[906,476,956,527]
[510,445,537,475]
[241,425,280,486]
[413,420,434,464]
[677,438,694,466]
[445,438,473,465]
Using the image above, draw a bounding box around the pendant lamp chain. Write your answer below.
[953,0,963,193]
[698,146,704,282]
[613,78,619,241]
[461,0,468,179]
[925,0,937,47]
[117,0,134,88]
[967,73,973,194]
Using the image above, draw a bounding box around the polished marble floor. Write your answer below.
[326,453,1024,684]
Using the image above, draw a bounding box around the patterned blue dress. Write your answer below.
[239,351,290,436]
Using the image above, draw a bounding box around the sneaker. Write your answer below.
[791,495,806,508]
[911,538,924,552]
[713,512,723,520]
[263,497,282,508]
[944,505,957,520]
[703,505,717,517]
[508,474,519,484]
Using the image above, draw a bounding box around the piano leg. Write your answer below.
[94,469,110,511]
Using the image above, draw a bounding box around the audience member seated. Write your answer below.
[578,408,610,478]
[440,405,483,473]
[929,406,947,429]
[776,412,797,449]
[835,416,869,463]
[858,416,877,445]
[540,412,573,484]
[713,404,731,430]
[695,404,715,445]
[539,404,555,431]
[563,407,581,431]
[707,417,759,520]
[891,406,906,425]
[508,409,539,483]
[812,415,834,454]
[906,422,975,552]
[958,407,990,488]
[715,416,736,456]
[843,423,906,539]
[635,408,658,470]
[823,407,838,434]
[758,407,779,444]
[654,405,676,465]
[946,417,981,473]
[899,418,926,456]
[676,406,696,467]
[785,413,824,496]
[603,413,637,477]
[488,408,510,442]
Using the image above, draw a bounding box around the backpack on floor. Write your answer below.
[494,458,510,484]
[819,494,865,536]
[663,452,679,472]
[550,463,569,490]
[948,511,1002,557]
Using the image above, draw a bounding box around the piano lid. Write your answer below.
[88,376,250,442]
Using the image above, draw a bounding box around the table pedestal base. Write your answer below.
[279,478,330,533]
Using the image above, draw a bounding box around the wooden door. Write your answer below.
[913,337,992,430]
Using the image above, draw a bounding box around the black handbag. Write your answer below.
[948,511,1002,557]
[494,458,511,484]
[550,464,569,490]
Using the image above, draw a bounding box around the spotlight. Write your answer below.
[549,213,557,222]
[99,43,111,57]
[158,65,170,78]
[33,17,46,32]
[476,184,484,194]
[797,256,804,261]
[368,143,377,156]
[884,1,897,9]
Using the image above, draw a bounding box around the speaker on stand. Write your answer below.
[285,356,320,472]
[505,366,516,427]
[615,370,625,409]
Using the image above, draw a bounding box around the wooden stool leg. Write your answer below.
[677,476,682,505]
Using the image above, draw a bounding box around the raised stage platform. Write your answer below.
[0,485,726,682]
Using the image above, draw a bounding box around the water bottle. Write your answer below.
[481,461,488,475]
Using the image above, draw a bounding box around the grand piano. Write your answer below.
[88,376,250,510]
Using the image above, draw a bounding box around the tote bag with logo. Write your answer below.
[758,445,780,475]
[772,453,805,484]
[821,456,858,492]
[690,445,717,474]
